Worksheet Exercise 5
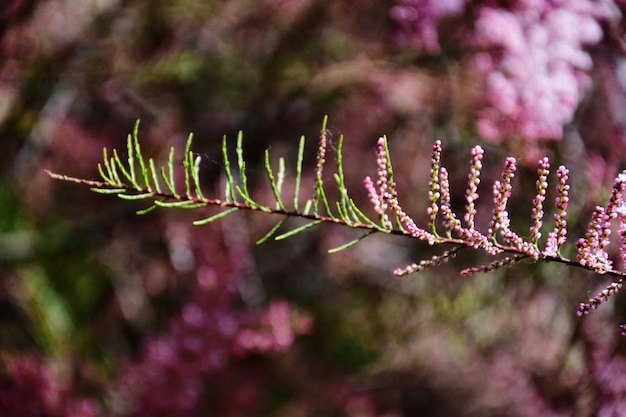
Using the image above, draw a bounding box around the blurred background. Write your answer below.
[2,1,626,416]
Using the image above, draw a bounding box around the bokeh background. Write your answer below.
[3,1,626,416]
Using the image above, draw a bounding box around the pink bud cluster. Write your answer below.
[439,161,497,255]
[490,157,541,260]
[365,141,571,277]
[364,137,436,244]
[439,166,459,232]
[577,279,623,316]
[576,206,613,271]
[366,139,626,333]
[530,157,550,243]
[364,137,394,229]
[464,145,483,230]
[572,172,626,325]
[489,157,517,237]
[365,140,581,275]
[428,141,442,231]
[544,165,570,257]
[394,249,457,276]
[461,256,519,276]
[576,174,626,272]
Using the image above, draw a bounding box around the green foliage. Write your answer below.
[47,118,398,254]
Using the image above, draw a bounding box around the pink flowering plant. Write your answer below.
[48,117,626,335]
[391,0,621,145]
[7,1,626,415]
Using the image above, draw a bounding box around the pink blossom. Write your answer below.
[0,356,102,417]
[544,165,570,257]
[391,0,621,143]
[390,0,469,51]
[471,1,619,142]
[464,145,484,230]
[114,246,309,416]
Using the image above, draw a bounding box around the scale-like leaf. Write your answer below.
[193,208,239,225]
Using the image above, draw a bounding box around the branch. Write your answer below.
[46,119,626,333]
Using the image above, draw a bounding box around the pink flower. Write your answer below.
[390,0,469,51]
[471,1,619,142]
[392,0,620,143]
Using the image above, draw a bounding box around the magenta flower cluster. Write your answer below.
[364,137,437,246]
[576,174,626,272]
[113,245,311,416]
[390,0,621,143]
[0,356,101,417]
[472,0,616,142]
[544,165,570,257]
[576,172,626,317]
[364,139,626,331]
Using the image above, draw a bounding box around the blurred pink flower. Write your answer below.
[390,0,469,51]
[114,244,311,416]
[471,1,618,142]
[391,0,621,144]
[0,356,102,417]
[235,300,297,353]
